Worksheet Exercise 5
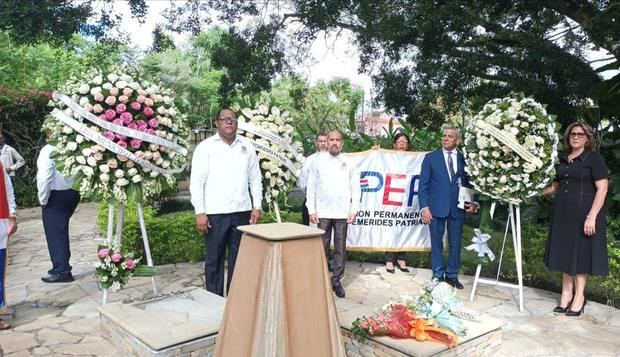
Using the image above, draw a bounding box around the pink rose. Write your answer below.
[135,151,145,158]
[94,152,103,161]
[117,140,128,149]
[112,119,123,126]
[107,159,118,169]
[136,120,146,127]
[93,104,104,113]
[105,96,116,106]
[83,103,93,112]
[122,88,133,96]
[109,87,119,96]
[144,98,154,107]
[138,89,147,96]
[111,253,122,263]
[130,102,141,111]
[105,109,116,120]
[125,160,135,168]
[136,95,146,104]
[143,107,154,117]
[137,126,147,132]
[116,103,127,113]
[103,131,115,141]
[118,95,129,104]
[93,93,104,102]
[117,155,129,162]
[120,112,133,124]
[148,118,159,128]
[130,139,142,149]
[98,248,110,258]
[125,258,135,270]
[127,122,138,130]
[147,129,156,136]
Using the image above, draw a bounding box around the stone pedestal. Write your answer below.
[99,288,225,357]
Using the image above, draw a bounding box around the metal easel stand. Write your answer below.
[469,202,524,312]
[102,202,158,304]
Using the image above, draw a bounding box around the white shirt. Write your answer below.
[1,165,16,216]
[190,134,262,215]
[297,152,320,191]
[36,144,74,205]
[0,144,25,177]
[442,148,458,179]
[306,152,361,219]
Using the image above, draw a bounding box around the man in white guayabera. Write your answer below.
[306,129,361,298]
[190,107,263,297]
[0,133,25,186]
[297,133,328,225]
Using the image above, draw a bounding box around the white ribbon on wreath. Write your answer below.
[464,229,495,261]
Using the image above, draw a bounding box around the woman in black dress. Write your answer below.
[385,133,411,273]
[543,122,609,316]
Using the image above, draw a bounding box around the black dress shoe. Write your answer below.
[41,273,74,283]
[445,277,464,289]
[333,285,346,298]
[397,265,410,273]
[566,299,586,317]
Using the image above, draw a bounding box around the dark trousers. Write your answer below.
[385,251,406,263]
[429,216,464,279]
[204,211,250,296]
[302,198,310,226]
[318,218,348,287]
[42,189,80,276]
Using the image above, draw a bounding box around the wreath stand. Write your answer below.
[101,202,158,304]
[469,202,524,312]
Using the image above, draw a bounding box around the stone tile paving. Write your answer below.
[0,203,619,356]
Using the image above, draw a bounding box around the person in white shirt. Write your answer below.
[0,162,17,330]
[0,134,25,184]
[306,130,361,298]
[298,134,327,225]
[37,143,80,283]
[190,107,263,297]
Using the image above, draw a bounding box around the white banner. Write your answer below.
[345,149,431,251]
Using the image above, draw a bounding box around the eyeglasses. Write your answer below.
[218,117,238,124]
[569,132,586,138]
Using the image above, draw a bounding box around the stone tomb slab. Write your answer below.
[338,303,504,357]
[99,288,225,356]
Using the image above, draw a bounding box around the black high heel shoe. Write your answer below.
[566,299,587,317]
[553,296,574,313]
[385,263,395,274]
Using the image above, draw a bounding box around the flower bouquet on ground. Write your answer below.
[95,242,155,291]
[351,301,459,348]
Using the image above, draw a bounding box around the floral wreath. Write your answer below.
[235,104,304,206]
[463,95,559,204]
[43,65,189,203]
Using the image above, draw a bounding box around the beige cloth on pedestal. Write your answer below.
[215,223,345,357]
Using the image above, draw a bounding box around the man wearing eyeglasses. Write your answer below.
[190,107,263,296]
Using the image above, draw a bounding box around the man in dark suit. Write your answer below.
[419,127,477,289]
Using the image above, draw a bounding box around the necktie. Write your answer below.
[448,151,456,181]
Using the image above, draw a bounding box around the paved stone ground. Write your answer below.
[1,203,619,356]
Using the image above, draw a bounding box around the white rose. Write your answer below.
[161,160,170,168]
[81,148,92,157]
[79,96,90,106]
[129,81,140,90]
[92,75,103,84]
[107,73,119,83]
[116,178,129,187]
[114,169,124,178]
[78,83,90,94]
[99,164,110,173]
[157,106,167,115]
[75,135,84,144]
[76,156,86,165]
[499,176,507,184]
[66,142,78,151]
[168,108,176,116]
[150,171,160,177]
[127,168,138,176]
[116,80,128,89]
[131,175,143,183]
[89,87,102,95]
[102,82,113,90]
[82,166,94,176]
[87,156,97,166]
